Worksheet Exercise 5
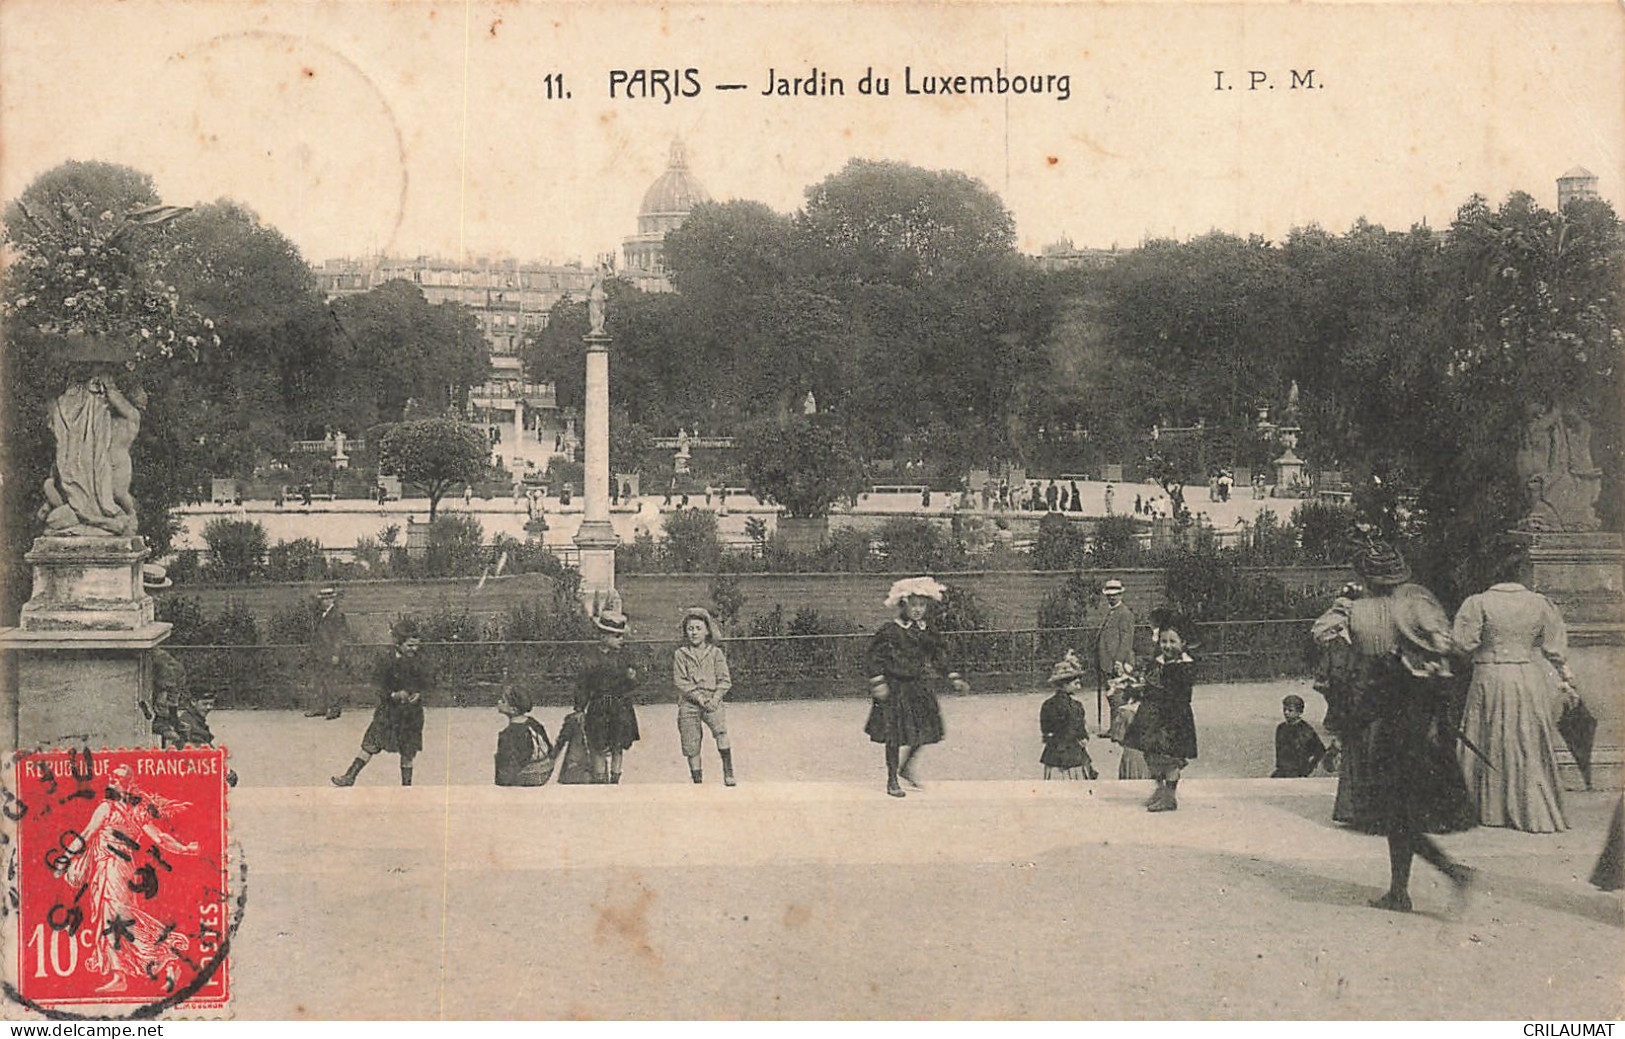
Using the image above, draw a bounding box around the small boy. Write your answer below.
[1271,694,1328,778]
[332,633,429,787]
[494,686,555,786]
[1040,652,1097,780]
[673,606,736,786]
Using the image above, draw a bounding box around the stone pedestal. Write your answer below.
[1510,531,1625,788]
[1508,531,1624,636]
[0,536,169,750]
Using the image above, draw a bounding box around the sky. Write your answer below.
[2,0,1620,267]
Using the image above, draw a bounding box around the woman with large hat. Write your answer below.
[576,608,641,784]
[865,577,971,798]
[1343,534,1477,913]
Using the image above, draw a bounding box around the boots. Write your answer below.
[331,757,367,787]
[610,772,622,785]
[720,748,736,787]
[885,745,905,798]
[1147,780,1178,812]
[400,765,413,787]
[691,770,704,784]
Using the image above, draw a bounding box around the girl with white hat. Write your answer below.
[864,577,971,798]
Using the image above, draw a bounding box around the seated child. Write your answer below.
[1271,693,1328,778]
[1040,652,1097,780]
[494,687,555,787]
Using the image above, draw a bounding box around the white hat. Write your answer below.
[884,576,947,607]
[1103,579,1125,596]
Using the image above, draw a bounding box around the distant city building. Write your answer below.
[1558,166,1601,210]
[622,138,711,292]
[1034,236,1125,271]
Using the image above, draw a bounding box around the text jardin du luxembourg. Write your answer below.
[606,66,1071,102]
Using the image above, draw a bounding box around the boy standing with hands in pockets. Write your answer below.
[673,606,737,786]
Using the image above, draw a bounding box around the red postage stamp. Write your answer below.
[6,747,230,1014]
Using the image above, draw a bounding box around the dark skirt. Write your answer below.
[584,693,639,752]
[363,701,425,757]
[1591,800,1624,892]
[1366,670,1476,836]
[1041,739,1090,770]
[1332,725,1384,833]
[865,678,945,747]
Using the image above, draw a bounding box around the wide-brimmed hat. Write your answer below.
[1047,656,1087,685]
[594,609,630,635]
[316,585,338,600]
[1102,578,1125,596]
[884,576,947,607]
[679,606,722,642]
[1353,539,1411,587]
[141,563,172,591]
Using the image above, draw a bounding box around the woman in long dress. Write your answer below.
[1345,538,1476,913]
[1452,571,1577,832]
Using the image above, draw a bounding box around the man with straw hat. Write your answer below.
[1092,577,1136,727]
[304,585,351,720]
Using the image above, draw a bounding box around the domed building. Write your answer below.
[622,138,710,291]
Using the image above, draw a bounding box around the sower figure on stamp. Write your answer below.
[67,765,201,994]
[332,633,429,787]
[304,585,351,719]
[865,577,970,798]
[577,609,641,784]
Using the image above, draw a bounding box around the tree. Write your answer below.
[794,159,1016,285]
[329,280,488,427]
[739,417,866,519]
[379,418,489,522]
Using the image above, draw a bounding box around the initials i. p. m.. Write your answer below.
[1213,69,1322,91]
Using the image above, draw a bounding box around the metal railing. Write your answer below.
[164,619,1316,710]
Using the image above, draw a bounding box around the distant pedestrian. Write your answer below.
[1271,694,1327,777]
[673,606,736,786]
[1134,494,1143,515]
[1045,480,1059,511]
[1040,653,1096,780]
[331,633,429,788]
[1122,614,1198,811]
[464,485,473,506]
[865,577,969,798]
[1068,481,1082,512]
[303,586,350,720]
[1103,483,1115,515]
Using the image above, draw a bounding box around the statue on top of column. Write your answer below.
[588,263,608,336]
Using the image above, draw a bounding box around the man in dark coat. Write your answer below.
[304,586,351,719]
[1092,578,1136,727]
[331,634,430,787]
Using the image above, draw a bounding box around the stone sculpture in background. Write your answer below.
[1516,403,1602,533]
[38,369,143,537]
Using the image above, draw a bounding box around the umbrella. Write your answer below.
[1558,696,1598,790]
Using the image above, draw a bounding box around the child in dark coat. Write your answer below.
[332,634,430,787]
[1122,615,1198,811]
[1040,652,1097,780]
[1272,694,1328,777]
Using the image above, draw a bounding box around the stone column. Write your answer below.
[574,330,618,603]
[0,536,170,750]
